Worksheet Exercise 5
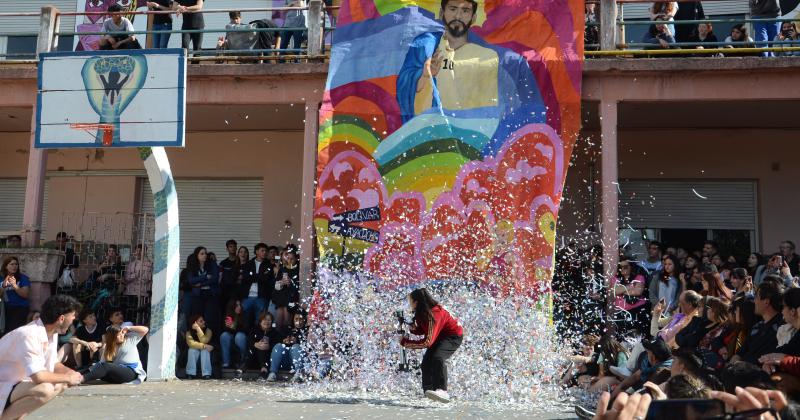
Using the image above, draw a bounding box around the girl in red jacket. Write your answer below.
[400,288,464,403]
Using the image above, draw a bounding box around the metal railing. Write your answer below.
[0,1,798,63]
[0,1,336,64]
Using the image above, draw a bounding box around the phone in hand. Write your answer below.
[646,399,725,420]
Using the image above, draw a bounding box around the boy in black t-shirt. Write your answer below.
[71,309,104,368]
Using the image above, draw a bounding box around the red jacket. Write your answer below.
[401,305,463,349]
[781,355,800,376]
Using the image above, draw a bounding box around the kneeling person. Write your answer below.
[0,295,83,419]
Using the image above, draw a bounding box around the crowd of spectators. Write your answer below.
[584,0,800,57]
[0,231,314,384]
[555,238,800,419]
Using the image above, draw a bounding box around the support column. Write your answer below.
[142,147,180,381]
[600,99,619,286]
[307,0,323,58]
[22,6,58,247]
[599,0,617,51]
[299,101,320,300]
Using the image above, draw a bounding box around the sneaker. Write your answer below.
[575,405,595,420]
[234,369,243,380]
[202,375,212,380]
[424,389,451,403]
[266,372,277,382]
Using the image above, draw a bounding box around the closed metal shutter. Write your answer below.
[0,1,76,36]
[623,1,749,20]
[0,179,49,238]
[140,178,263,262]
[619,180,757,230]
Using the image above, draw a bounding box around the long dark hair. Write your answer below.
[234,246,250,271]
[702,271,732,301]
[103,325,124,362]
[598,335,627,369]
[187,246,211,274]
[0,256,19,277]
[410,288,438,326]
[188,314,206,341]
[747,253,764,276]
[661,255,680,285]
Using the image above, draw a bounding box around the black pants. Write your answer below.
[83,362,138,384]
[4,305,29,334]
[253,348,270,369]
[182,31,203,51]
[420,335,462,392]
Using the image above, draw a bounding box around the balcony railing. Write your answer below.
[0,1,798,63]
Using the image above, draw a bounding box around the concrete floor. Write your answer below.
[29,380,574,419]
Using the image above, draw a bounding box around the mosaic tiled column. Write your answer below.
[140,147,180,381]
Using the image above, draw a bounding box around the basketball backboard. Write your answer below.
[35,48,186,148]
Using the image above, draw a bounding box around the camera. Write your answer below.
[394,309,412,372]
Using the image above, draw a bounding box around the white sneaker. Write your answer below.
[266,372,277,382]
[424,389,451,403]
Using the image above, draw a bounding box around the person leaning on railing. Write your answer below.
[642,16,677,50]
[774,22,800,57]
[724,23,759,57]
[147,0,176,48]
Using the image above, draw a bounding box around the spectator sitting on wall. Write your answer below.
[251,312,283,381]
[774,22,800,56]
[267,311,307,382]
[724,24,757,55]
[687,22,719,49]
[185,314,214,379]
[220,299,249,375]
[1,256,31,334]
[5,235,21,248]
[82,324,149,384]
[99,4,142,50]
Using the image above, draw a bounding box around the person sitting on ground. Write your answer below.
[70,308,104,369]
[220,300,249,374]
[81,324,148,384]
[1,256,31,334]
[99,4,142,50]
[250,312,283,381]
[562,333,600,387]
[273,249,300,332]
[185,314,214,379]
[642,16,677,49]
[267,311,307,382]
[732,279,785,365]
[0,295,83,419]
[609,337,673,401]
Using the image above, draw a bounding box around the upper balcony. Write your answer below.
[0,0,797,68]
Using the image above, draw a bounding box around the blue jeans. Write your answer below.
[241,297,266,324]
[269,343,304,374]
[220,331,247,367]
[152,22,172,48]
[186,348,212,376]
[753,18,781,57]
[279,30,305,62]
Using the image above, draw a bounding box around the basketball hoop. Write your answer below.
[69,123,115,146]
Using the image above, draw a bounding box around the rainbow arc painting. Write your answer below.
[315,0,583,294]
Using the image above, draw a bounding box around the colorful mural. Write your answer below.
[314,0,583,295]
